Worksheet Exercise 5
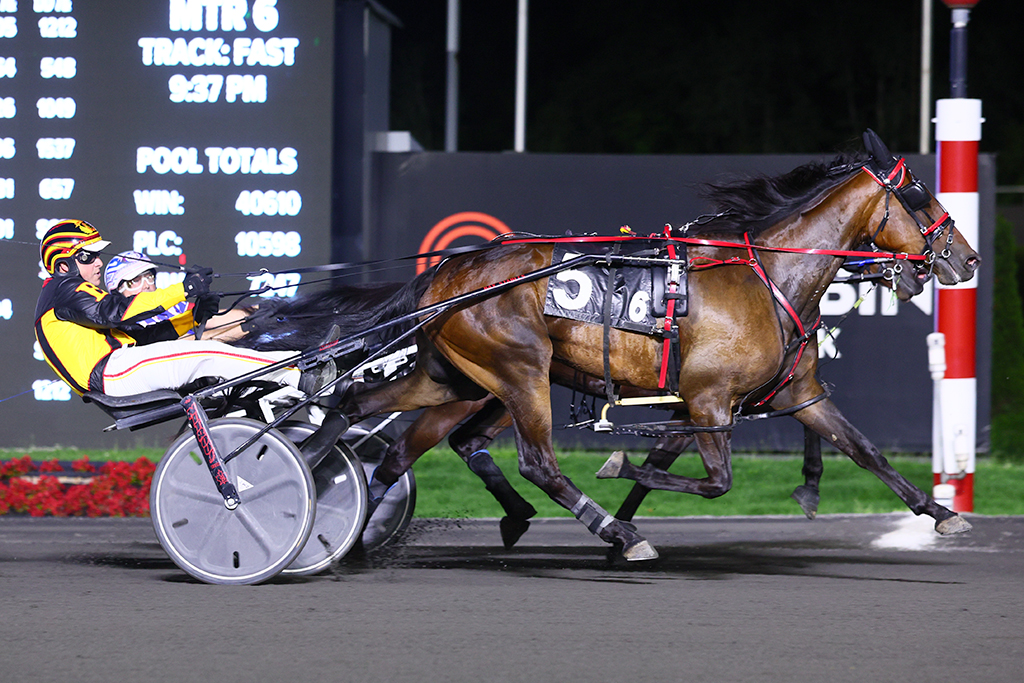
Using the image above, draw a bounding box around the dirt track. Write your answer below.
[2,513,1023,683]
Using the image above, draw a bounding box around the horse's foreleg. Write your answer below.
[793,397,971,534]
[614,434,693,521]
[598,426,734,498]
[597,393,735,499]
[768,347,825,519]
[447,397,536,548]
[790,426,823,519]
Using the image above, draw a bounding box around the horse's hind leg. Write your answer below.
[505,392,659,560]
[340,352,489,511]
[434,345,658,560]
[793,397,970,534]
[509,416,659,561]
[364,402,478,508]
[790,426,823,519]
[447,397,537,548]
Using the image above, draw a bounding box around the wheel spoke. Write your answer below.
[233,504,281,557]
[237,471,304,503]
[164,478,223,506]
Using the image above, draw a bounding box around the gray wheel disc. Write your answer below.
[150,418,315,585]
[344,422,416,549]
[278,422,368,575]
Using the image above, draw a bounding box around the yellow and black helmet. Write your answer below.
[39,219,110,275]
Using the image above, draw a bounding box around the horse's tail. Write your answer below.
[234,269,435,351]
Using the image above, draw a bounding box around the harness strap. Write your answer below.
[860,159,952,240]
[658,225,683,392]
[739,233,818,407]
[502,234,929,263]
[744,233,805,338]
[602,243,620,405]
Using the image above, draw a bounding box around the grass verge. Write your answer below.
[410,448,1024,517]
[4,446,1022,517]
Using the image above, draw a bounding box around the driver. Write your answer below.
[34,219,335,398]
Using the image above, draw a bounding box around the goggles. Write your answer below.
[75,250,101,265]
[120,271,156,290]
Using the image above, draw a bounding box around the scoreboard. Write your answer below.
[0,0,335,444]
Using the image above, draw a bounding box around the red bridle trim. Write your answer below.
[500,234,928,263]
[922,212,951,237]
[861,158,907,187]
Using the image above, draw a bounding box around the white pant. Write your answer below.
[101,339,301,397]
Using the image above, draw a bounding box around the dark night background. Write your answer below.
[381,1,1023,189]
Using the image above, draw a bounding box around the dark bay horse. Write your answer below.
[238,285,830,546]
[330,132,979,560]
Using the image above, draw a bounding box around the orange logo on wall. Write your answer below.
[416,211,512,273]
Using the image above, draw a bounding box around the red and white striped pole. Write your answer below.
[933,0,982,512]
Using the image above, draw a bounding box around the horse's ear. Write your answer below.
[862,129,897,169]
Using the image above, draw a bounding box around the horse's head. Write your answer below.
[860,130,980,300]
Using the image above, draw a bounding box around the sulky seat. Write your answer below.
[82,378,224,431]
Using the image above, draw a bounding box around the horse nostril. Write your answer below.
[965,256,980,271]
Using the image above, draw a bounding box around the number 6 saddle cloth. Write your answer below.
[543,244,685,335]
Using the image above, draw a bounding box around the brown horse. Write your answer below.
[238,287,836,547]
[332,132,978,561]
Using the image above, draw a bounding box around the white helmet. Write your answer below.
[103,251,156,292]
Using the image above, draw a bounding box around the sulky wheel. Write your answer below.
[343,421,416,550]
[277,421,368,576]
[150,417,315,585]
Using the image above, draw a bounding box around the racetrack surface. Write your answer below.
[2,513,1023,683]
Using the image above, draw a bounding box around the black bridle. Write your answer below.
[859,156,956,284]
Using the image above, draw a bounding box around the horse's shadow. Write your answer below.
[323,539,961,585]
[62,533,962,586]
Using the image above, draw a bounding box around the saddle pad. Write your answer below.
[543,246,658,334]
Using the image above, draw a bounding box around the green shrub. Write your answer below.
[991,215,1024,462]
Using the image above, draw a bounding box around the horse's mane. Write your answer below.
[692,153,868,236]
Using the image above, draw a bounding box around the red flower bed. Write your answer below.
[0,456,155,517]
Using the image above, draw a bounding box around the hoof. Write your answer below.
[499,516,531,549]
[622,539,659,561]
[508,501,537,522]
[596,451,627,479]
[935,515,972,535]
[790,485,820,520]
